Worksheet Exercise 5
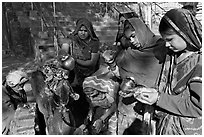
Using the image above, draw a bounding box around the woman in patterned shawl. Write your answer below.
[134,8,202,135]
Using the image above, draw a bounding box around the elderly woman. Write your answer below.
[134,8,202,135]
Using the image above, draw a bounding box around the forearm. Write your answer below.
[157,88,202,117]
[100,103,117,122]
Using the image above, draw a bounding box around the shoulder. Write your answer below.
[91,39,100,46]
[89,40,100,52]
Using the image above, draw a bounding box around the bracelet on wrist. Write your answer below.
[99,117,105,124]
[156,92,161,104]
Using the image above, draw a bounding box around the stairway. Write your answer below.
[9,103,37,135]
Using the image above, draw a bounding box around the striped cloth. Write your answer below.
[83,65,119,108]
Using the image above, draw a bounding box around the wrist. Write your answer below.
[156,92,161,104]
[99,117,104,123]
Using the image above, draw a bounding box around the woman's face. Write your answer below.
[78,25,89,40]
[124,29,141,48]
[162,33,187,52]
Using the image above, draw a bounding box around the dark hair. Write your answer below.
[159,17,176,36]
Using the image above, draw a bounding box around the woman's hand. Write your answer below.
[119,90,134,98]
[74,124,88,135]
[135,87,159,105]
[92,118,103,133]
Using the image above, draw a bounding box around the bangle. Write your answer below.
[99,117,104,124]
[156,92,161,104]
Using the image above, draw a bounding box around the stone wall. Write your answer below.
[4,2,201,58]
[3,2,128,58]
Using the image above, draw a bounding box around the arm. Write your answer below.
[93,102,117,133]
[137,60,202,118]
[100,102,117,122]
[157,61,202,117]
[157,79,202,117]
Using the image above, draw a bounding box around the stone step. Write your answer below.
[9,103,37,135]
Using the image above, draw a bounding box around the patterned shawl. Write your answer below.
[161,8,202,51]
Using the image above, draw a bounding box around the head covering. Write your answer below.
[159,8,202,51]
[73,18,98,41]
[124,18,162,49]
[116,17,167,88]
[116,12,139,43]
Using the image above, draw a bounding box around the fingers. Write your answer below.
[93,119,102,133]
[137,93,151,104]
[138,91,158,105]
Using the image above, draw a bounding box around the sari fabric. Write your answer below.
[83,64,119,108]
[115,12,139,49]
[116,18,167,87]
[115,18,166,134]
[156,8,202,135]
[163,8,202,50]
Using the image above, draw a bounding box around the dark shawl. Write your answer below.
[116,18,167,88]
[71,18,100,85]
[73,18,99,41]
[115,12,139,47]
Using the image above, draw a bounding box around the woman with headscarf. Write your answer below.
[62,18,100,87]
[61,18,100,131]
[112,17,167,134]
[134,8,202,135]
[114,12,139,53]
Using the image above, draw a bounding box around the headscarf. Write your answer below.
[116,18,167,87]
[70,18,100,85]
[115,12,139,44]
[72,18,99,41]
[71,17,99,57]
[160,8,202,51]
[124,18,160,49]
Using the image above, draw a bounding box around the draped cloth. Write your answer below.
[113,18,166,135]
[73,18,99,41]
[83,64,119,108]
[69,18,100,86]
[116,18,167,88]
[162,8,201,51]
[156,9,202,135]
[115,12,139,49]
